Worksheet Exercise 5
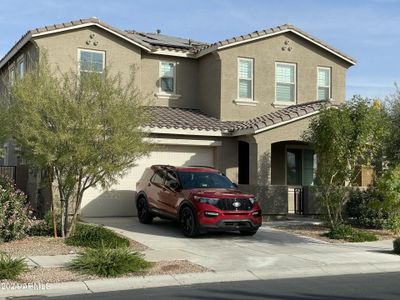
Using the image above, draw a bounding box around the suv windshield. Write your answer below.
[177,171,236,189]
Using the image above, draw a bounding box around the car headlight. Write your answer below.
[193,196,219,205]
[249,197,257,204]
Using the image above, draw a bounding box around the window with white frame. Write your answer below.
[78,49,105,75]
[8,65,16,85]
[276,63,296,103]
[159,61,176,94]
[317,67,331,100]
[17,56,25,79]
[238,58,253,99]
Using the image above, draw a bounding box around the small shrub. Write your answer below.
[28,211,62,237]
[394,238,400,254]
[0,175,30,242]
[0,252,28,280]
[65,223,130,249]
[327,224,378,242]
[69,247,152,277]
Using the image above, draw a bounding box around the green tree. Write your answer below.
[303,97,388,229]
[385,85,400,166]
[2,58,151,237]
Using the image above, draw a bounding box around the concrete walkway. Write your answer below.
[2,217,400,299]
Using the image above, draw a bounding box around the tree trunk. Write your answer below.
[47,167,57,238]
[58,185,65,238]
[66,173,83,237]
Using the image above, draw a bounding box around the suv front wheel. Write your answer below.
[137,197,153,224]
[180,207,199,237]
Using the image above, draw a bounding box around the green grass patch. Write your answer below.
[69,247,153,277]
[0,252,28,280]
[65,223,130,249]
[394,238,400,254]
[326,224,378,242]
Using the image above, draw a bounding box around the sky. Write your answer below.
[1,0,399,100]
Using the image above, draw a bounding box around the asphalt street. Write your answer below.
[44,272,400,300]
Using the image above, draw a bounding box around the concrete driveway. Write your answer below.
[84,217,400,275]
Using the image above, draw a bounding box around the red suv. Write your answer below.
[136,165,262,237]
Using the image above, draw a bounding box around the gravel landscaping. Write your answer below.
[0,260,210,284]
[270,224,398,243]
[0,236,148,257]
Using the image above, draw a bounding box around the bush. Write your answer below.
[69,247,152,277]
[0,176,30,242]
[65,223,130,249]
[0,252,28,280]
[28,211,62,237]
[327,224,378,242]
[394,238,400,254]
[346,188,389,229]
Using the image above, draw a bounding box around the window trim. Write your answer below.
[17,54,25,79]
[237,57,254,101]
[317,66,331,101]
[275,62,297,105]
[8,63,16,85]
[158,60,178,96]
[77,48,106,75]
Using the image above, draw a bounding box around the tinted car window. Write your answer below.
[151,170,165,185]
[178,171,236,189]
[165,171,179,189]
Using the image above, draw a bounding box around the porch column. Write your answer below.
[254,142,272,186]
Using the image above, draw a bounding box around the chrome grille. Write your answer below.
[214,198,253,211]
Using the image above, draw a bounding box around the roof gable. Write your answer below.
[196,24,356,65]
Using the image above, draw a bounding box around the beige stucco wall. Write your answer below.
[217,32,351,121]
[250,115,316,186]
[198,53,222,118]
[33,27,142,88]
[141,53,199,108]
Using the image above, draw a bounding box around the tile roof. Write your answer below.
[234,100,328,131]
[0,18,356,68]
[144,106,241,132]
[195,24,356,64]
[144,101,330,135]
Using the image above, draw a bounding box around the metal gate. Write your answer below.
[294,187,304,215]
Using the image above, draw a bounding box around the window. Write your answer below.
[8,65,16,85]
[276,63,296,103]
[159,61,176,93]
[165,171,180,189]
[17,56,25,79]
[238,58,253,99]
[151,170,165,185]
[78,49,105,75]
[317,67,331,100]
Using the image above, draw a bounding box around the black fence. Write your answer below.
[0,166,17,182]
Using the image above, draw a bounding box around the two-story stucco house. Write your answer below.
[0,18,356,218]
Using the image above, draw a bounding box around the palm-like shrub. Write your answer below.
[69,246,153,277]
[0,252,28,280]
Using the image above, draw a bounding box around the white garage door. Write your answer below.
[80,144,215,217]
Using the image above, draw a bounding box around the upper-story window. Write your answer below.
[159,61,176,94]
[17,55,25,79]
[275,62,296,104]
[8,64,16,85]
[78,49,105,75]
[317,67,331,101]
[238,58,253,99]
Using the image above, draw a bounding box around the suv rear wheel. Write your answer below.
[180,207,199,237]
[137,197,153,224]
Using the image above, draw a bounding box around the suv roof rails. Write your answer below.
[187,165,216,169]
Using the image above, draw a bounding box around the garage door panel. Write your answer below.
[81,145,214,217]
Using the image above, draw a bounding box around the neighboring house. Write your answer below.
[0,17,356,217]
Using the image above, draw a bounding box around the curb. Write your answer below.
[1,262,400,298]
